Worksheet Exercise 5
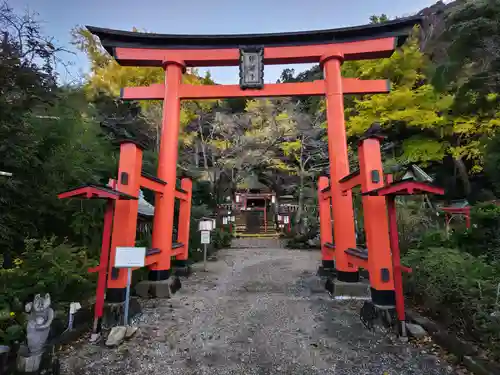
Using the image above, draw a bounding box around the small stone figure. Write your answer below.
[17,294,55,373]
[25,293,54,354]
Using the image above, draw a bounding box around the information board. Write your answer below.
[115,247,146,268]
[200,230,211,244]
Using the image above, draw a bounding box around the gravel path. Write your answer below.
[61,242,456,375]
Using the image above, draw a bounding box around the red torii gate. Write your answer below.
[85,16,421,306]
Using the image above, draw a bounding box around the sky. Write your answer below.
[11,0,441,85]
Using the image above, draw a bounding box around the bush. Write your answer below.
[285,232,319,249]
[415,229,453,250]
[0,237,97,346]
[451,203,500,262]
[213,228,232,249]
[404,247,500,359]
[395,199,440,252]
[285,209,320,249]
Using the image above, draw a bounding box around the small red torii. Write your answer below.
[318,134,444,335]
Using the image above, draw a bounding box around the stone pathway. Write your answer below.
[61,242,456,375]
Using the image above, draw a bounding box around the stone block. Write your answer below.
[406,309,440,333]
[150,280,171,298]
[432,330,478,358]
[317,266,336,277]
[135,281,152,298]
[406,323,427,338]
[17,351,42,373]
[174,265,192,277]
[463,356,500,375]
[125,326,139,339]
[332,280,370,299]
[105,326,127,347]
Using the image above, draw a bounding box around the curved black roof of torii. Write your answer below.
[87,15,422,55]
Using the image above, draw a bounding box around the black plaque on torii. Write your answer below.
[239,46,264,89]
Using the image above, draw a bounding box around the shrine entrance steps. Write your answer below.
[231,237,285,249]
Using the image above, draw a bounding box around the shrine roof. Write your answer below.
[87,15,421,56]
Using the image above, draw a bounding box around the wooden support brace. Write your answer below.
[144,254,160,267]
[319,186,332,200]
[140,176,166,193]
[174,189,189,201]
[339,173,362,193]
[345,252,369,270]
[172,247,185,257]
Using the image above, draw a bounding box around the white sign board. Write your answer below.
[115,247,146,268]
[223,217,228,225]
[284,216,290,224]
[201,230,211,244]
[199,220,213,231]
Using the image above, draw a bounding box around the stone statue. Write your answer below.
[25,293,54,354]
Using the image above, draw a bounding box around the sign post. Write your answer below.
[201,230,210,271]
[199,218,214,272]
[114,246,146,325]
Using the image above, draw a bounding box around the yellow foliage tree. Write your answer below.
[71,27,217,150]
[343,30,500,194]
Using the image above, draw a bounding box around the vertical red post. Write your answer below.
[176,178,192,261]
[358,138,395,306]
[93,199,114,332]
[318,176,334,267]
[387,197,406,328]
[465,208,471,228]
[107,142,142,301]
[321,53,358,282]
[151,60,184,279]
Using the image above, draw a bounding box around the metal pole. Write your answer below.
[124,268,132,326]
[203,243,207,271]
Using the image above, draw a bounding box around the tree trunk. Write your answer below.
[453,157,471,197]
[295,172,305,234]
[200,140,209,170]
[194,142,200,167]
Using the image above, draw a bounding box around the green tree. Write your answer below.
[0,5,115,266]
[72,26,217,150]
[432,0,500,114]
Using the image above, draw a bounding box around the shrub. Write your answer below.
[415,229,453,250]
[452,203,500,262]
[213,228,232,249]
[404,247,500,359]
[0,237,97,346]
[395,199,440,252]
[285,209,320,249]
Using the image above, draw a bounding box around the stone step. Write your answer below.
[328,280,371,299]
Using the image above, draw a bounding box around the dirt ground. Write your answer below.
[61,240,457,375]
